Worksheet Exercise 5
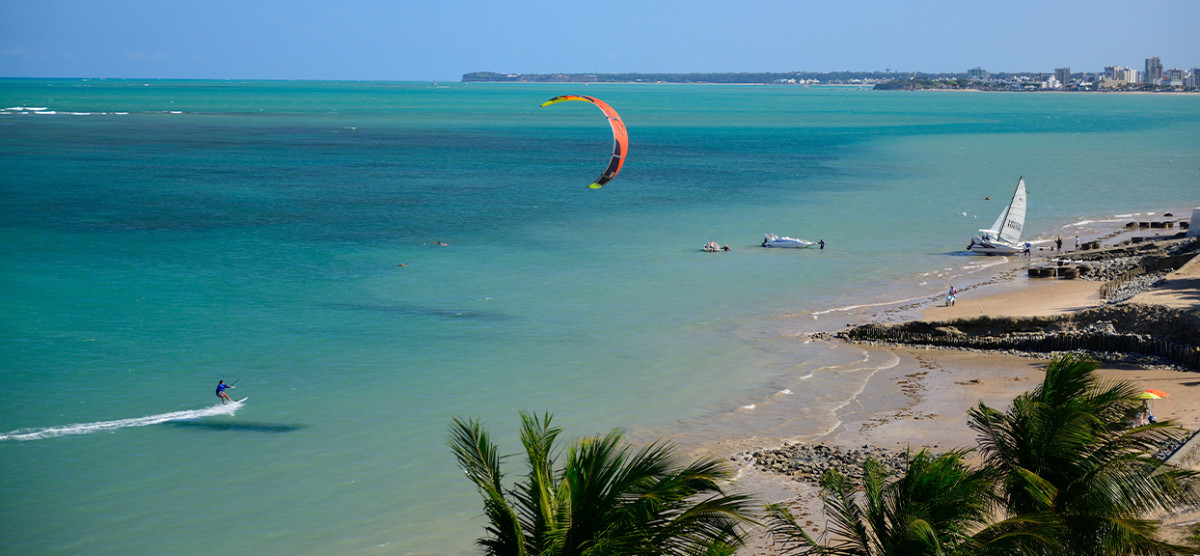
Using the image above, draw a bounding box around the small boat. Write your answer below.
[967,176,1027,255]
[762,233,816,248]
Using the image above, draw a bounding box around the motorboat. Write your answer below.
[967,176,1027,255]
[762,234,816,248]
[702,241,729,252]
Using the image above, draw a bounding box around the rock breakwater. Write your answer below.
[738,443,910,484]
[838,304,1200,370]
[835,305,1200,369]
[837,237,1200,369]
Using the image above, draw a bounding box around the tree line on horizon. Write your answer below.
[461,71,1196,92]
[461,70,982,84]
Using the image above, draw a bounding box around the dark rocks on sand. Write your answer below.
[741,443,912,484]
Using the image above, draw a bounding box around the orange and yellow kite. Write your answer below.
[540,95,628,189]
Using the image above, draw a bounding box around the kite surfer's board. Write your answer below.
[236,397,248,403]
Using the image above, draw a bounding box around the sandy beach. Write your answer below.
[731,213,1200,552]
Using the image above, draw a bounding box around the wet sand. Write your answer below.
[730,217,1199,552]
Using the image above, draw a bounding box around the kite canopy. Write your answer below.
[540,95,628,189]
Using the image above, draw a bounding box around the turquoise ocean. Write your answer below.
[2,80,1198,555]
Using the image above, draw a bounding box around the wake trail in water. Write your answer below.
[0,402,243,442]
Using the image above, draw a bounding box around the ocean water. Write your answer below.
[1,80,1197,555]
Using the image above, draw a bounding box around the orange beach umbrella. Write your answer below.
[1138,389,1169,400]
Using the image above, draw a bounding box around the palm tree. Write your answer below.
[765,448,1045,556]
[968,354,1200,555]
[448,411,755,555]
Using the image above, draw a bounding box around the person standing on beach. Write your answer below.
[216,380,235,404]
[1075,236,1080,251]
[1055,237,1062,252]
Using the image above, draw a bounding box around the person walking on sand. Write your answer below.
[1075,235,1080,251]
[947,285,956,306]
[1055,237,1063,252]
[216,380,235,404]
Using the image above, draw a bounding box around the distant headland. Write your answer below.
[462,71,1199,92]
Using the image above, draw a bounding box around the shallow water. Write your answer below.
[1,80,1197,554]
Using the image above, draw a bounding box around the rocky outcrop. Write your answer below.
[836,238,1200,369]
[837,304,1200,370]
[737,443,910,484]
[744,436,1188,486]
[1055,236,1199,302]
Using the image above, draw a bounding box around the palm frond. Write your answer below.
[448,417,527,555]
[765,503,827,556]
[970,354,1200,555]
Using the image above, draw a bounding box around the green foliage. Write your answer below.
[449,355,1200,556]
[1188,523,1200,546]
[969,354,1200,555]
[448,412,756,555]
[767,354,1200,556]
[765,449,1054,556]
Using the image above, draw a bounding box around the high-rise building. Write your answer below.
[967,67,989,81]
[1054,67,1071,85]
[1145,57,1164,84]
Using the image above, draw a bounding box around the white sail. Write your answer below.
[996,177,1026,244]
[967,177,1028,255]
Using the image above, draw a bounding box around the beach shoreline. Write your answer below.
[664,207,1199,552]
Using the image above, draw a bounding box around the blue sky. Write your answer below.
[2,0,1196,81]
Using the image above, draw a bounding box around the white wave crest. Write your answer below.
[0,402,243,442]
[810,294,930,316]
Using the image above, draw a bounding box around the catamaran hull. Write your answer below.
[966,176,1027,256]
[967,239,1023,255]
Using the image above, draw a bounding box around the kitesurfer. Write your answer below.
[216,380,235,405]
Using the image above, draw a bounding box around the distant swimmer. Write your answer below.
[985,196,991,200]
[216,380,235,405]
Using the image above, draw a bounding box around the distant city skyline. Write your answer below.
[1,0,1196,81]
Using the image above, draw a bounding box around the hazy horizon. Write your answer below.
[2,0,1196,81]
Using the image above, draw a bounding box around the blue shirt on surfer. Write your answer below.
[216,380,235,404]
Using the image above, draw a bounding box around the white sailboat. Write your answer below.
[967,176,1027,255]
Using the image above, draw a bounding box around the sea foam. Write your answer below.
[0,402,243,442]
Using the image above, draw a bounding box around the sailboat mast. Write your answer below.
[997,179,1015,236]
